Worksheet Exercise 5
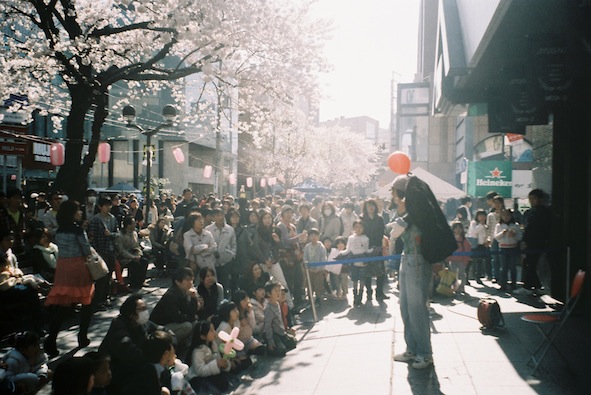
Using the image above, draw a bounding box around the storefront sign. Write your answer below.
[0,141,27,156]
[468,160,512,197]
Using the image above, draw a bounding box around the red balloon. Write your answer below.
[388,151,411,174]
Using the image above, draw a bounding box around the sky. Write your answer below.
[312,0,420,128]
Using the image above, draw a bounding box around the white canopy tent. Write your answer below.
[372,167,466,201]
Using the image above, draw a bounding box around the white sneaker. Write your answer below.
[393,351,415,362]
[513,287,533,296]
[411,356,433,369]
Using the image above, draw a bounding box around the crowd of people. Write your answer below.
[0,183,551,394]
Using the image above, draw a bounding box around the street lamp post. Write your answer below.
[122,104,177,212]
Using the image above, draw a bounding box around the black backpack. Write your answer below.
[405,174,457,264]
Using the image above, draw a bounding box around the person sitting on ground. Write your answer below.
[2,331,52,395]
[98,294,167,394]
[214,302,253,372]
[238,262,270,299]
[150,268,203,352]
[27,227,58,284]
[51,356,95,395]
[249,284,267,340]
[263,280,297,357]
[115,216,149,290]
[197,267,224,321]
[149,218,172,276]
[0,252,45,336]
[231,290,266,355]
[186,320,231,394]
[121,331,177,395]
[83,351,112,395]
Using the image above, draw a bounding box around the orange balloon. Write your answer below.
[388,151,411,174]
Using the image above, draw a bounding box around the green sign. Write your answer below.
[468,160,512,197]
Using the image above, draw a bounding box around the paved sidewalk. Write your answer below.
[26,270,590,395]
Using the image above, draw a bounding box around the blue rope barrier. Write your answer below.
[307,248,564,268]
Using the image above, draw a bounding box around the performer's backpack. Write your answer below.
[477,298,505,330]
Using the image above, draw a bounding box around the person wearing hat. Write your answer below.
[390,174,434,370]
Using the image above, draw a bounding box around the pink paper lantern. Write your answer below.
[260,178,266,188]
[98,142,111,163]
[246,177,253,188]
[228,173,237,185]
[172,147,185,164]
[203,165,213,178]
[50,142,65,166]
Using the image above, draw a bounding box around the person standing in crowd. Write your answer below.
[296,203,318,236]
[0,189,27,262]
[319,201,342,244]
[302,228,327,303]
[339,201,358,237]
[391,175,434,369]
[466,209,488,285]
[276,205,307,310]
[88,196,119,309]
[174,188,199,219]
[183,213,216,275]
[361,199,389,301]
[227,209,253,294]
[109,194,128,229]
[44,199,95,358]
[309,196,323,222]
[338,220,371,306]
[447,221,471,294]
[515,189,552,295]
[486,195,505,283]
[126,199,144,230]
[494,208,522,293]
[82,189,98,223]
[41,192,62,240]
[205,208,237,295]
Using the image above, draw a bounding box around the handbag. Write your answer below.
[86,246,109,280]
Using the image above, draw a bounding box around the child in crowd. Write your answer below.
[84,351,112,395]
[302,228,327,303]
[186,321,231,394]
[231,290,266,356]
[215,302,252,372]
[338,220,371,307]
[467,209,488,285]
[494,208,522,292]
[279,286,296,337]
[249,285,267,340]
[327,236,349,300]
[2,331,51,395]
[263,281,297,357]
[448,222,471,294]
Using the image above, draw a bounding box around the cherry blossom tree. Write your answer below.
[243,104,381,190]
[0,0,328,199]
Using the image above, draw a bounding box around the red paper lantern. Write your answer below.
[98,142,111,163]
[387,151,411,174]
[50,142,65,166]
[172,147,185,164]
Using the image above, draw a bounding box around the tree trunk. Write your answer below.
[53,84,95,202]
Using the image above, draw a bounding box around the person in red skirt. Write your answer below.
[44,199,95,358]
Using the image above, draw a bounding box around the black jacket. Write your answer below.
[150,284,199,325]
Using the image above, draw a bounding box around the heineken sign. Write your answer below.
[468,161,512,197]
